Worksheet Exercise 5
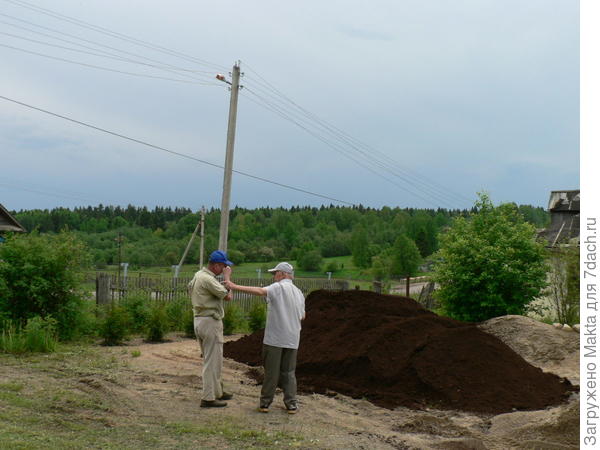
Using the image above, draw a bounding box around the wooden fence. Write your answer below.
[95,273,349,313]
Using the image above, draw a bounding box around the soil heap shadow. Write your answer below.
[224,290,575,414]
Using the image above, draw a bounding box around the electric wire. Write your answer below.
[0,14,218,77]
[0,43,220,85]
[0,95,354,206]
[2,0,228,72]
[243,63,471,206]
[0,182,99,203]
[244,72,469,206]
[242,86,455,208]
[240,88,442,207]
[0,29,219,84]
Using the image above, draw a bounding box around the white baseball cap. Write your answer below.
[267,262,294,274]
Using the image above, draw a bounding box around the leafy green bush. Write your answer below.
[222,304,247,335]
[0,231,90,340]
[325,260,339,273]
[184,310,195,338]
[145,301,169,342]
[248,301,267,332]
[121,295,150,333]
[165,298,190,332]
[0,316,58,354]
[99,305,130,346]
[297,250,323,271]
[434,193,547,322]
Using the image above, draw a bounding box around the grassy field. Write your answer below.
[90,255,377,290]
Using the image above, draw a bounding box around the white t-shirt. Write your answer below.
[264,279,305,349]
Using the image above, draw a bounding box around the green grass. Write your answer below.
[91,255,376,282]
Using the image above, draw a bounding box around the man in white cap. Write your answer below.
[188,250,234,408]
[225,262,305,414]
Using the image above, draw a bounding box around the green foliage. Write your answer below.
[0,231,90,340]
[248,301,267,332]
[145,302,169,342]
[12,204,548,273]
[0,316,58,354]
[184,308,195,338]
[297,249,323,271]
[546,247,580,325]
[434,193,548,322]
[391,234,421,277]
[351,226,371,268]
[121,296,150,333]
[222,304,247,335]
[99,305,130,346]
[325,260,339,273]
[164,298,191,332]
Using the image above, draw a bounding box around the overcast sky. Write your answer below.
[1,0,580,212]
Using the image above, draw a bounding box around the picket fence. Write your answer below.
[95,273,349,313]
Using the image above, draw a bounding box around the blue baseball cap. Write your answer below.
[209,250,234,266]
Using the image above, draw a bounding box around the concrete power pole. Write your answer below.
[217,62,241,253]
[199,206,205,268]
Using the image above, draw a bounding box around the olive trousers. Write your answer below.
[260,344,298,409]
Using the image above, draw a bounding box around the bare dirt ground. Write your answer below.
[94,321,578,450]
[0,317,579,449]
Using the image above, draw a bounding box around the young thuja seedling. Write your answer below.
[131,350,141,358]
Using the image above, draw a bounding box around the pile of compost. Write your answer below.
[224,290,575,414]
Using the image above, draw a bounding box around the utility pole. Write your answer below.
[199,206,205,268]
[216,62,241,253]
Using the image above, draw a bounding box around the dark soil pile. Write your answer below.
[224,290,575,414]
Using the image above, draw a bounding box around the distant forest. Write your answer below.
[13,204,550,269]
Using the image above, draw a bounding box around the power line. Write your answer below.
[0,28,218,84]
[0,95,354,206]
[0,43,220,85]
[0,14,217,77]
[244,74,469,206]
[243,63,471,206]
[242,87,455,208]
[2,0,228,72]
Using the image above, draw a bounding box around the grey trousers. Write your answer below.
[261,344,298,408]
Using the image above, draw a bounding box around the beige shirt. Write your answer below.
[188,267,229,320]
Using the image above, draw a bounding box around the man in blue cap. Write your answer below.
[188,250,234,407]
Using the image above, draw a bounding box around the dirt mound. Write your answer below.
[478,315,579,367]
[224,290,575,414]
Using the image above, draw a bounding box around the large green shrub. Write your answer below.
[145,301,169,342]
[248,301,267,332]
[0,232,90,340]
[121,295,150,333]
[433,193,547,322]
[222,304,247,335]
[297,250,323,271]
[99,305,130,346]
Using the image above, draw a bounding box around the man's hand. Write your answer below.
[223,280,235,290]
[222,266,232,282]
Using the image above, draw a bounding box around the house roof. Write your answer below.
[0,204,26,232]
[538,190,579,246]
[548,190,580,212]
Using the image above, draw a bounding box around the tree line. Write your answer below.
[13,203,549,273]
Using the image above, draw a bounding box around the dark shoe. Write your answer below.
[286,404,298,414]
[257,405,269,413]
[200,399,227,408]
[218,392,233,401]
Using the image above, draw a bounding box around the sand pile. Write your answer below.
[224,290,575,414]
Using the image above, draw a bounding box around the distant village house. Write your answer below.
[0,204,26,242]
